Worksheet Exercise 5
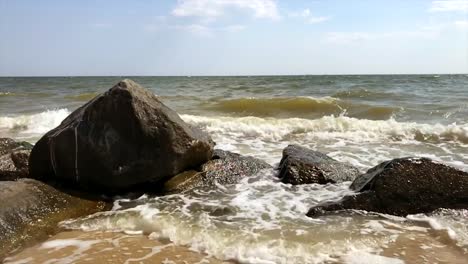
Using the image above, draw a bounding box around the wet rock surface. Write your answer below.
[163,149,272,193]
[0,179,107,260]
[307,157,468,217]
[29,79,214,192]
[278,145,359,185]
[0,138,32,181]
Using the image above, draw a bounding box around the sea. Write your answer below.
[1,75,468,263]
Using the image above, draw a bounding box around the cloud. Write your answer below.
[172,0,279,20]
[308,16,330,24]
[174,24,246,36]
[289,8,330,24]
[325,32,372,43]
[223,24,246,32]
[429,0,468,12]
[175,24,213,36]
[289,8,311,18]
[454,20,468,29]
[325,29,441,44]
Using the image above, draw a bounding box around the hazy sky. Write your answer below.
[0,0,467,76]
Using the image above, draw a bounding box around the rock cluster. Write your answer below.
[307,157,468,217]
[2,79,468,260]
[163,149,271,194]
[0,80,268,260]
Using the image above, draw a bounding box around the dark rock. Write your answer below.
[0,179,107,260]
[163,149,271,193]
[0,138,32,180]
[278,145,359,185]
[307,157,468,217]
[29,79,215,192]
[0,138,32,156]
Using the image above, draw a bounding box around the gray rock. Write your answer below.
[307,157,468,217]
[29,79,215,192]
[0,179,107,260]
[0,138,32,181]
[278,145,359,185]
[163,149,271,193]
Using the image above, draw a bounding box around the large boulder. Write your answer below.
[0,179,107,260]
[307,157,468,217]
[278,145,359,185]
[0,138,32,181]
[163,149,271,193]
[29,79,215,192]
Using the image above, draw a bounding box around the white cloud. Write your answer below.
[454,20,468,29]
[308,16,330,24]
[173,24,246,36]
[289,8,330,24]
[429,0,468,12]
[224,24,246,32]
[326,32,372,43]
[326,29,441,44]
[289,8,311,18]
[176,24,213,36]
[172,0,279,19]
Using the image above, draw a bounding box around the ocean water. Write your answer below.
[1,75,468,263]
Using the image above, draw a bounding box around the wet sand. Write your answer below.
[4,231,233,264]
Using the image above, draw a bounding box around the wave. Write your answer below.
[181,114,468,145]
[206,96,341,115]
[0,109,70,138]
[203,96,399,120]
[0,92,13,96]
[0,92,51,98]
[1,109,466,146]
[333,88,398,100]
[64,92,99,101]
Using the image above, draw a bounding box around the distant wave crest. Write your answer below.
[204,96,399,120]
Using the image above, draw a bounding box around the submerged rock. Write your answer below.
[307,157,468,217]
[278,145,359,185]
[29,79,214,192]
[163,149,271,193]
[0,179,107,260]
[0,138,32,181]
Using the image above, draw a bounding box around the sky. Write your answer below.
[0,0,467,76]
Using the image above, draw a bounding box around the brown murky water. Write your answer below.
[5,231,233,264]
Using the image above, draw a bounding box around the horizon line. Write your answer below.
[1,73,467,78]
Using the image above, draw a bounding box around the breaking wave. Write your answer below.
[181,114,468,145]
[0,109,70,140]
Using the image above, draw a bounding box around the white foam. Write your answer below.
[181,114,468,145]
[342,251,404,264]
[407,210,468,247]
[123,244,171,264]
[39,239,100,264]
[0,109,70,140]
[61,170,395,264]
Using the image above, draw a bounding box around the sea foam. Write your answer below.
[0,109,70,140]
[181,114,468,145]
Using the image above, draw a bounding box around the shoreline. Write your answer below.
[5,230,233,264]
